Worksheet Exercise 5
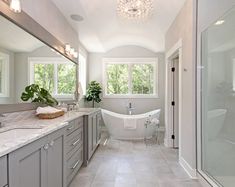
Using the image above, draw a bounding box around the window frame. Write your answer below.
[79,51,87,95]
[102,58,158,98]
[28,57,76,99]
[0,52,9,98]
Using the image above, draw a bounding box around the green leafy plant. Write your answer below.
[21,84,58,106]
[85,81,102,107]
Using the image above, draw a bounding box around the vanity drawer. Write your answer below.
[66,128,83,155]
[66,117,83,135]
[66,148,83,185]
[0,156,8,187]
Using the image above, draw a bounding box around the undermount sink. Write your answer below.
[0,128,41,143]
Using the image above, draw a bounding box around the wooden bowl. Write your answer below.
[37,110,65,119]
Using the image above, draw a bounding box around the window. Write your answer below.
[79,52,87,95]
[0,52,9,97]
[103,58,158,98]
[29,57,76,99]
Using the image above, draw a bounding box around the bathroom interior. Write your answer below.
[0,0,235,187]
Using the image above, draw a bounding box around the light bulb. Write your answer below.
[73,52,78,58]
[10,0,21,13]
[70,48,75,55]
[65,44,71,53]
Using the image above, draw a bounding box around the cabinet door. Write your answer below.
[92,115,97,150]
[9,137,48,187]
[0,156,7,187]
[88,115,93,159]
[96,112,102,144]
[47,128,66,187]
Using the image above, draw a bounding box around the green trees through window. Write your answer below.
[105,62,156,96]
[32,60,76,97]
[106,64,128,94]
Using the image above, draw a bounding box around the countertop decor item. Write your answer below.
[21,84,58,106]
[85,81,102,107]
[36,106,64,119]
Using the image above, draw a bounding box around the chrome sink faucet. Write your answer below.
[0,114,6,128]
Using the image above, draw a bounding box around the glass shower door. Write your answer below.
[201,8,235,187]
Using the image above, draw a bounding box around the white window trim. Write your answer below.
[28,57,75,99]
[0,52,9,98]
[102,58,159,98]
[79,51,87,95]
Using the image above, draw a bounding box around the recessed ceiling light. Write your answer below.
[214,20,225,26]
[70,14,84,22]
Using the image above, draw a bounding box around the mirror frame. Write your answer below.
[0,0,79,113]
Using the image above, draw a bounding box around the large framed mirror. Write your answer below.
[0,12,77,110]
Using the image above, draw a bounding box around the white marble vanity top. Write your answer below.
[0,108,100,157]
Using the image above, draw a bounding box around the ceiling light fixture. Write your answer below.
[10,0,21,13]
[70,14,84,22]
[117,0,153,20]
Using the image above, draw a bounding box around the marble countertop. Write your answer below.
[0,108,101,158]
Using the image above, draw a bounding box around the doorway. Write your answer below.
[171,56,179,148]
[165,39,182,155]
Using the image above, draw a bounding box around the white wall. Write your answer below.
[88,45,165,125]
[165,0,196,172]
[21,0,79,49]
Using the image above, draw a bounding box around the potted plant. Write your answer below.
[85,81,102,107]
[21,84,58,106]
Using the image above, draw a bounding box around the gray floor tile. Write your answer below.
[69,134,201,187]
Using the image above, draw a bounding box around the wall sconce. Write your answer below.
[10,0,21,13]
[65,44,78,59]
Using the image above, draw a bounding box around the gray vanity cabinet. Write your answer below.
[88,115,93,159]
[0,156,8,187]
[84,109,101,166]
[92,115,97,151]
[8,127,66,187]
[8,135,48,187]
[47,128,66,187]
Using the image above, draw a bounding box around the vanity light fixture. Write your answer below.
[214,20,225,26]
[65,44,71,53]
[73,52,78,58]
[10,0,21,13]
[64,44,78,59]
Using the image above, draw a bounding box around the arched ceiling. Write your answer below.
[51,0,186,53]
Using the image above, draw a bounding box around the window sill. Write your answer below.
[0,93,9,98]
[103,94,159,99]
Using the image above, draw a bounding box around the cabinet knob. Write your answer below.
[49,141,54,147]
[44,144,49,150]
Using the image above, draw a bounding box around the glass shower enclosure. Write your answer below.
[199,7,235,187]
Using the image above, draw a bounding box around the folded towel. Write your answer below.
[124,118,137,130]
[36,106,62,115]
[151,118,159,125]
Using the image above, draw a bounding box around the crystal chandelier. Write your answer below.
[117,0,153,20]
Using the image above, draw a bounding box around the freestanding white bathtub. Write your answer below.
[102,109,161,140]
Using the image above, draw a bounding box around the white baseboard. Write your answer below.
[198,172,217,187]
[164,137,172,147]
[179,156,197,179]
[164,138,169,147]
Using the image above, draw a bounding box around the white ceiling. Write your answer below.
[52,0,186,53]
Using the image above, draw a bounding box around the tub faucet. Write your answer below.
[0,114,5,128]
[127,102,135,115]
